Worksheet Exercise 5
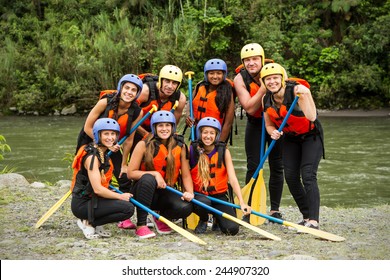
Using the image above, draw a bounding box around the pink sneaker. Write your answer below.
[117,219,136,229]
[152,216,172,234]
[135,226,156,239]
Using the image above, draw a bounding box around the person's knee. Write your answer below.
[222,224,239,236]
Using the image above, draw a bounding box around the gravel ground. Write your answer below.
[0,176,389,260]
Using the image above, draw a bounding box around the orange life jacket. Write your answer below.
[189,141,228,195]
[264,81,315,136]
[192,83,224,125]
[71,144,113,196]
[141,135,184,185]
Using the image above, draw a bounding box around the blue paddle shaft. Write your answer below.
[166,186,225,217]
[195,192,282,225]
[109,185,161,219]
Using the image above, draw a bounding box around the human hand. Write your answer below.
[154,173,167,189]
[185,116,195,127]
[270,129,283,140]
[120,192,133,202]
[181,191,194,202]
[108,144,121,153]
[241,204,251,216]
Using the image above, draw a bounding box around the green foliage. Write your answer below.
[0,0,389,112]
[0,135,16,174]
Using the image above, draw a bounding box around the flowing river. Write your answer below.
[1,114,389,208]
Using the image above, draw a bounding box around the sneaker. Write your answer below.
[117,219,136,229]
[152,216,172,234]
[135,226,156,239]
[297,220,308,226]
[305,222,319,230]
[207,214,213,227]
[195,221,208,234]
[77,219,100,240]
[269,212,283,223]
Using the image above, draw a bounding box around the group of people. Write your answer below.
[70,42,324,240]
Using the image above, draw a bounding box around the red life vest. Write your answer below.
[189,142,228,195]
[71,144,113,196]
[192,84,224,125]
[264,81,315,136]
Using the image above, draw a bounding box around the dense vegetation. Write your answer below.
[1,0,389,114]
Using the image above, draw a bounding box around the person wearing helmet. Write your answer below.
[188,117,251,235]
[185,58,235,143]
[233,43,285,221]
[71,118,134,239]
[76,74,143,197]
[127,110,194,239]
[136,65,187,139]
[261,63,324,229]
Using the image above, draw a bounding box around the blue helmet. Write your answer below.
[196,117,221,141]
[93,118,120,144]
[204,58,227,82]
[150,110,176,136]
[117,74,143,100]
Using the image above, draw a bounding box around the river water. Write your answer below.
[1,115,389,208]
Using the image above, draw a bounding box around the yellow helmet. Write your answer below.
[158,65,183,89]
[240,43,265,66]
[260,63,286,87]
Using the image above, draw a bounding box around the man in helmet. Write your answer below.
[233,43,285,220]
[136,65,187,139]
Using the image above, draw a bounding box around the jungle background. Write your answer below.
[0,0,389,115]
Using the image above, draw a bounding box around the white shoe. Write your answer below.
[77,219,100,240]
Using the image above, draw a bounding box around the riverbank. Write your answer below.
[0,174,389,260]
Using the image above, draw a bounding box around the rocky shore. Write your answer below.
[0,173,389,260]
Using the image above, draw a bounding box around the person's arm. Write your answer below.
[85,155,131,201]
[179,146,194,202]
[219,95,235,142]
[233,73,265,115]
[127,141,165,187]
[295,85,317,121]
[173,92,186,125]
[119,110,144,177]
[224,149,250,215]
[84,99,109,139]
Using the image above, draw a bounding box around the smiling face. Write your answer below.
[120,82,139,102]
[207,70,224,86]
[155,122,173,140]
[243,55,263,76]
[99,130,118,148]
[263,74,283,93]
[160,78,180,97]
[200,126,217,146]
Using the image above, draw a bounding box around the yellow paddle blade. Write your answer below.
[249,169,266,226]
[221,212,281,241]
[186,213,199,230]
[158,216,207,245]
[283,221,346,242]
[235,177,255,219]
[34,190,72,229]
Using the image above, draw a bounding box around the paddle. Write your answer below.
[235,94,300,225]
[34,105,158,229]
[197,192,345,242]
[110,186,206,245]
[184,71,195,141]
[166,186,281,241]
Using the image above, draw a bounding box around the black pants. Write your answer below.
[110,151,133,193]
[71,195,134,227]
[283,134,323,221]
[130,174,193,226]
[244,119,284,211]
[194,193,239,236]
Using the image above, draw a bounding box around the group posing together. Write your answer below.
[70,42,324,240]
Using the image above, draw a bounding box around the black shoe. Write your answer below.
[305,222,319,230]
[195,221,207,234]
[269,212,283,223]
[211,220,220,232]
[298,220,307,226]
